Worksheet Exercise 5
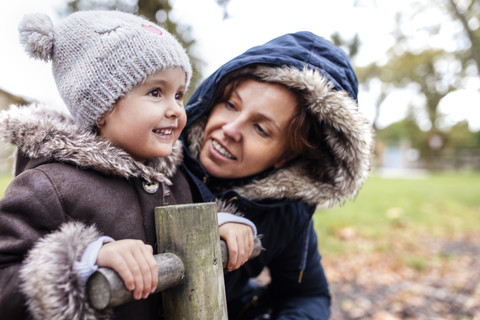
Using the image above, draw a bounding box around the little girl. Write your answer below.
[0,11,254,320]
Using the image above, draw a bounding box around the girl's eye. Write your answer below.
[254,124,269,137]
[148,88,162,97]
[175,91,184,101]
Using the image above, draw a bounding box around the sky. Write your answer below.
[1,0,479,130]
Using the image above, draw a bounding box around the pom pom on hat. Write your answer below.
[18,13,54,62]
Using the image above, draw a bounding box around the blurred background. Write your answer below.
[1,0,479,173]
[1,0,479,319]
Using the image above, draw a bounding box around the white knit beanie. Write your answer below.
[18,10,192,131]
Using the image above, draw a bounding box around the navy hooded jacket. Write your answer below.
[181,31,373,319]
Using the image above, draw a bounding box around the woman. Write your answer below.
[180,31,373,319]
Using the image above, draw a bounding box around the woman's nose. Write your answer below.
[222,120,242,142]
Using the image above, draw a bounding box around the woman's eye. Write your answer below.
[148,88,161,97]
[224,101,236,110]
[255,124,268,137]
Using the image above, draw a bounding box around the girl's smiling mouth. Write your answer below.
[153,128,173,135]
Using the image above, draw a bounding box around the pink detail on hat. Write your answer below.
[141,24,163,36]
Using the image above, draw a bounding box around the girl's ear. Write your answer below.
[96,118,106,135]
[97,118,106,127]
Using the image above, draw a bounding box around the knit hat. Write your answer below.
[18,10,192,131]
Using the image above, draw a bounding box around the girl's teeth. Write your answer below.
[154,129,173,135]
[212,140,235,159]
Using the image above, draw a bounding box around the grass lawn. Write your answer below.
[0,172,12,197]
[315,172,480,318]
[314,171,480,257]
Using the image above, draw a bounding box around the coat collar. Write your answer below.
[0,104,183,185]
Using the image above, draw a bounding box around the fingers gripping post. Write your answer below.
[220,236,263,269]
[87,252,184,310]
[86,203,262,316]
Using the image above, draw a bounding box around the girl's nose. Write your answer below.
[165,99,182,118]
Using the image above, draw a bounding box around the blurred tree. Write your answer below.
[370,47,456,168]
[444,120,478,151]
[444,0,480,75]
[376,120,411,146]
[475,127,480,148]
[440,120,479,169]
[356,61,391,131]
[359,9,460,132]
[215,0,231,19]
[330,32,361,60]
[379,111,480,170]
[62,0,203,99]
[355,1,480,169]
[377,112,425,152]
[357,0,479,129]
[386,49,457,131]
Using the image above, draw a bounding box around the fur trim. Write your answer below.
[0,104,183,184]
[216,199,242,216]
[187,66,374,207]
[19,222,112,320]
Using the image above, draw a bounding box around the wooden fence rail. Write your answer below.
[87,239,262,310]
[86,203,262,319]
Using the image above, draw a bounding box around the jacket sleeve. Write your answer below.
[0,170,110,320]
[267,206,331,320]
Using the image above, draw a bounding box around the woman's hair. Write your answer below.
[209,69,334,181]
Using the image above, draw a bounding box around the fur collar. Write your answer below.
[186,66,374,207]
[0,104,183,185]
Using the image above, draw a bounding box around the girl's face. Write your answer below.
[99,67,187,162]
[199,79,298,179]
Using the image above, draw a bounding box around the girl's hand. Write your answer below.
[219,223,254,272]
[97,239,158,300]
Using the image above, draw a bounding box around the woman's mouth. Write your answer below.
[212,139,236,160]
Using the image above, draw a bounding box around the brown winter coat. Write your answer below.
[0,105,192,320]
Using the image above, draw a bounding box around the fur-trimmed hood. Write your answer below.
[182,31,374,207]
[0,104,183,184]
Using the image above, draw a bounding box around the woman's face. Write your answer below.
[199,79,298,179]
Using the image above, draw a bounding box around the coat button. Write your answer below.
[142,180,159,194]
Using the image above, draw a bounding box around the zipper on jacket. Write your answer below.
[298,218,313,283]
[227,196,238,204]
[298,270,304,283]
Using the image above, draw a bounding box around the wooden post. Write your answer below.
[155,202,228,319]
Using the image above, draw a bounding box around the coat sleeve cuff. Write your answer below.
[218,211,257,236]
[19,221,111,320]
[75,236,115,285]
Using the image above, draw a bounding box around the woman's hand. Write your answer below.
[97,239,158,300]
[219,223,254,272]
